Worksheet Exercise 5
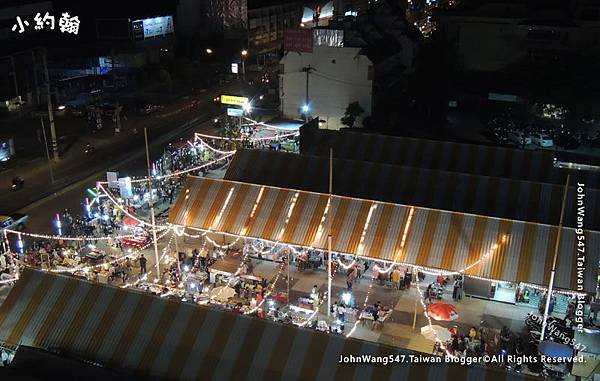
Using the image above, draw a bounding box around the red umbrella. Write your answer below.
[123,216,141,227]
[426,302,459,321]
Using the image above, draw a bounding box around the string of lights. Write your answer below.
[96,183,171,229]
[2,229,137,242]
[241,194,300,314]
[196,139,237,155]
[193,130,298,142]
[96,153,234,186]
[345,279,375,338]
[175,224,508,283]
[41,229,169,274]
[121,271,150,289]
[242,117,301,132]
[243,257,287,315]
[171,224,207,239]
[167,223,585,300]
[414,269,457,358]
[153,152,235,180]
[345,209,415,338]
[204,236,240,249]
[299,290,329,327]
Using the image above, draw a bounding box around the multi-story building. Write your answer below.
[248,0,302,52]
[436,0,600,72]
[279,30,373,130]
[177,0,247,38]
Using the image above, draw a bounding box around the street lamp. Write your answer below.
[242,102,252,113]
[241,50,248,81]
[301,104,310,122]
[206,48,213,54]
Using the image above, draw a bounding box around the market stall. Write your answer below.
[289,304,314,326]
[120,232,149,249]
[208,256,242,284]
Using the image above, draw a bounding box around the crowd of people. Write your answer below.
[433,324,517,360]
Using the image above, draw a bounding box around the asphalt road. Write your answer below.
[18,115,223,236]
[0,78,261,214]
[5,78,262,238]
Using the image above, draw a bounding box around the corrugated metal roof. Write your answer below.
[299,127,600,189]
[170,177,599,292]
[0,269,539,381]
[225,149,600,231]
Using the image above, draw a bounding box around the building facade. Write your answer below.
[436,0,600,72]
[176,0,247,38]
[279,43,373,130]
[248,1,302,51]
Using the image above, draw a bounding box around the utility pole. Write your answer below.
[42,48,59,161]
[39,117,55,184]
[144,128,161,282]
[327,147,333,316]
[540,173,570,340]
[114,99,122,134]
[8,56,19,100]
[242,58,246,82]
[31,51,40,105]
[301,65,313,122]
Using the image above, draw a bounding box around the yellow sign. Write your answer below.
[220,95,249,106]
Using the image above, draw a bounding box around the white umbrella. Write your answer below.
[210,286,236,302]
[420,325,452,342]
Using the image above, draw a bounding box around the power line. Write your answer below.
[312,71,372,87]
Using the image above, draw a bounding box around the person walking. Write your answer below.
[426,284,434,303]
[338,304,345,322]
[452,279,459,300]
[392,268,401,290]
[405,267,413,288]
[139,254,147,275]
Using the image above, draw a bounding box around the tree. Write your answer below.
[341,101,365,128]
[218,116,242,151]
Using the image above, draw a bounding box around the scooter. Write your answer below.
[10,177,24,191]
[84,143,95,154]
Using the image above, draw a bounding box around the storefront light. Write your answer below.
[342,292,352,304]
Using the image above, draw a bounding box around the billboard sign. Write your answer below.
[231,63,238,74]
[220,95,249,106]
[132,16,174,40]
[284,28,313,53]
[313,29,344,47]
[227,107,243,117]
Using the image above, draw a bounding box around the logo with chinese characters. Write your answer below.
[12,12,80,35]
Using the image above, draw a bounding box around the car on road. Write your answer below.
[0,213,28,230]
[531,133,554,147]
[508,130,532,146]
[136,103,163,115]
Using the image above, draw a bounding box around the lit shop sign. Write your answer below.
[132,16,173,40]
[220,95,249,106]
[227,108,244,117]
